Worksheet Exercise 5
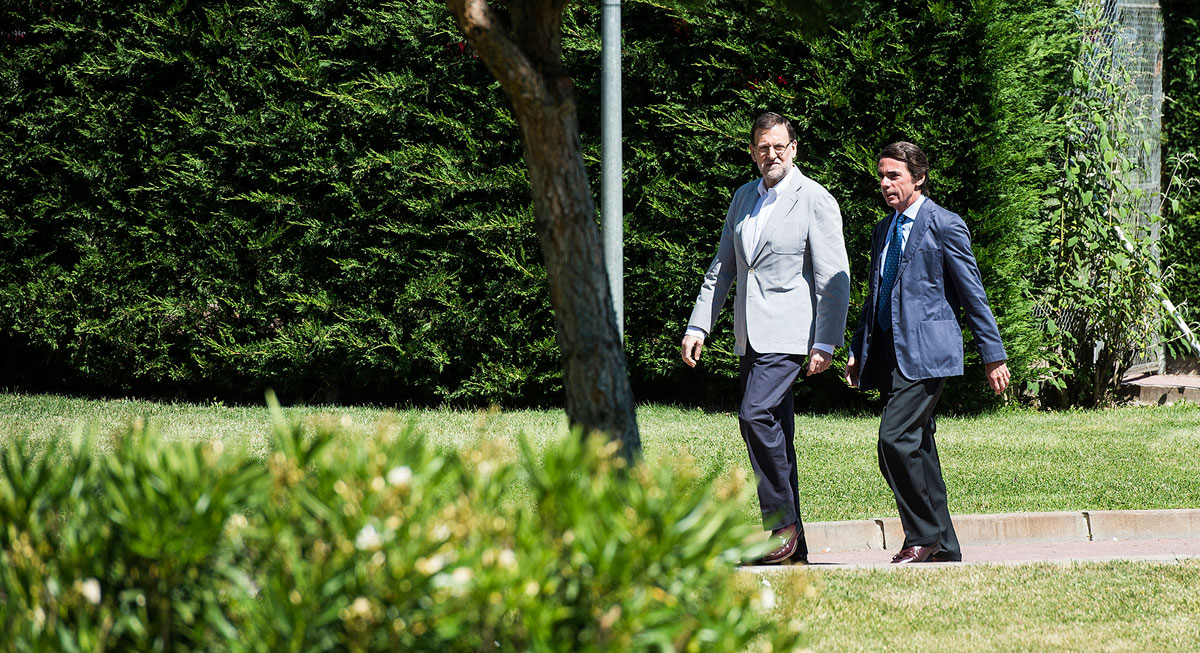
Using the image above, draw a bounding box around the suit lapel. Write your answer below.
[750,173,802,264]
[732,188,756,265]
[894,196,934,280]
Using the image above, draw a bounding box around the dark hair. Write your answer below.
[876,141,929,192]
[750,112,797,145]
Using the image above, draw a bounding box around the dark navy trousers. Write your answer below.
[871,328,962,560]
[738,344,808,553]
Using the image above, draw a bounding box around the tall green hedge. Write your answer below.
[1162,0,1200,335]
[2,1,548,405]
[1,0,1075,410]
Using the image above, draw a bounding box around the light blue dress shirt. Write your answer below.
[878,194,926,279]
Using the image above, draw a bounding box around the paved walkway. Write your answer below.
[1123,372,1200,388]
[1121,371,1200,405]
[800,537,1200,569]
[741,508,1200,571]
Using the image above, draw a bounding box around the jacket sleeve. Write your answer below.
[809,189,850,347]
[941,213,1007,364]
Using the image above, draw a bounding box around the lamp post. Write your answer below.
[600,0,623,341]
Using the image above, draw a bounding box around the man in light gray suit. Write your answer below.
[682,112,850,565]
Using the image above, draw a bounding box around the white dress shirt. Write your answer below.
[741,166,797,259]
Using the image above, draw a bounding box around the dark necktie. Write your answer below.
[876,214,910,332]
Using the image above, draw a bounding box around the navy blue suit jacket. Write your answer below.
[850,197,1006,390]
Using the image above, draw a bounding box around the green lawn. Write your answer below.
[743,560,1200,652]
[2,394,1199,650]
[2,394,1199,524]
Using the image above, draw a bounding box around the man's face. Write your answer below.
[877,157,925,212]
[751,124,796,188]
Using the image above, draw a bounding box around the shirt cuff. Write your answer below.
[811,342,835,355]
[685,326,708,340]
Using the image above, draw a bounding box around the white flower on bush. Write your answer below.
[432,566,474,595]
[498,548,517,570]
[341,596,375,623]
[387,466,413,489]
[349,596,371,616]
[481,547,517,570]
[225,513,249,535]
[355,523,383,551]
[80,578,102,605]
[758,578,776,611]
[416,554,446,575]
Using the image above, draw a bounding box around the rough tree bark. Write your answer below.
[443,0,640,456]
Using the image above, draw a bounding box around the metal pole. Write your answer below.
[600,0,623,341]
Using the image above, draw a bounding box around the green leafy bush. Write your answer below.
[0,1,548,406]
[0,400,800,651]
[1030,3,1167,406]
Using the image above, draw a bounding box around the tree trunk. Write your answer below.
[444,0,640,456]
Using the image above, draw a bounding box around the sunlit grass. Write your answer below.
[741,560,1200,651]
[3,393,1198,650]
[2,394,1198,525]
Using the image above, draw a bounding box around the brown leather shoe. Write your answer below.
[742,525,808,566]
[891,543,943,564]
[929,550,960,563]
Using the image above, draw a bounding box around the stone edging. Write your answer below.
[806,509,1200,553]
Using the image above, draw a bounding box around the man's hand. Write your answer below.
[681,335,705,368]
[806,348,831,376]
[844,355,860,387]
[984,360,1010,395]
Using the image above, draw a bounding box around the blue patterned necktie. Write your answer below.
[876,214,911,332]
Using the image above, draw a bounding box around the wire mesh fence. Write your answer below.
[1032,1,1164,378]
[1107,0,1165,233]
[1110,0,1164,373]
[1064,0,1166,375]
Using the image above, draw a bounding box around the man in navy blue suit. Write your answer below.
[845,141,1010,564]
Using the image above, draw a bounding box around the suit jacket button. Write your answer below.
[748,268,755,273]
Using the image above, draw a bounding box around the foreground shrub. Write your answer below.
[0,402,802,651]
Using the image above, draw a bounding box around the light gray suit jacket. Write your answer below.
[688,167,850,356]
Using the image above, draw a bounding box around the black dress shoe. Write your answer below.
[891,543,943,564]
